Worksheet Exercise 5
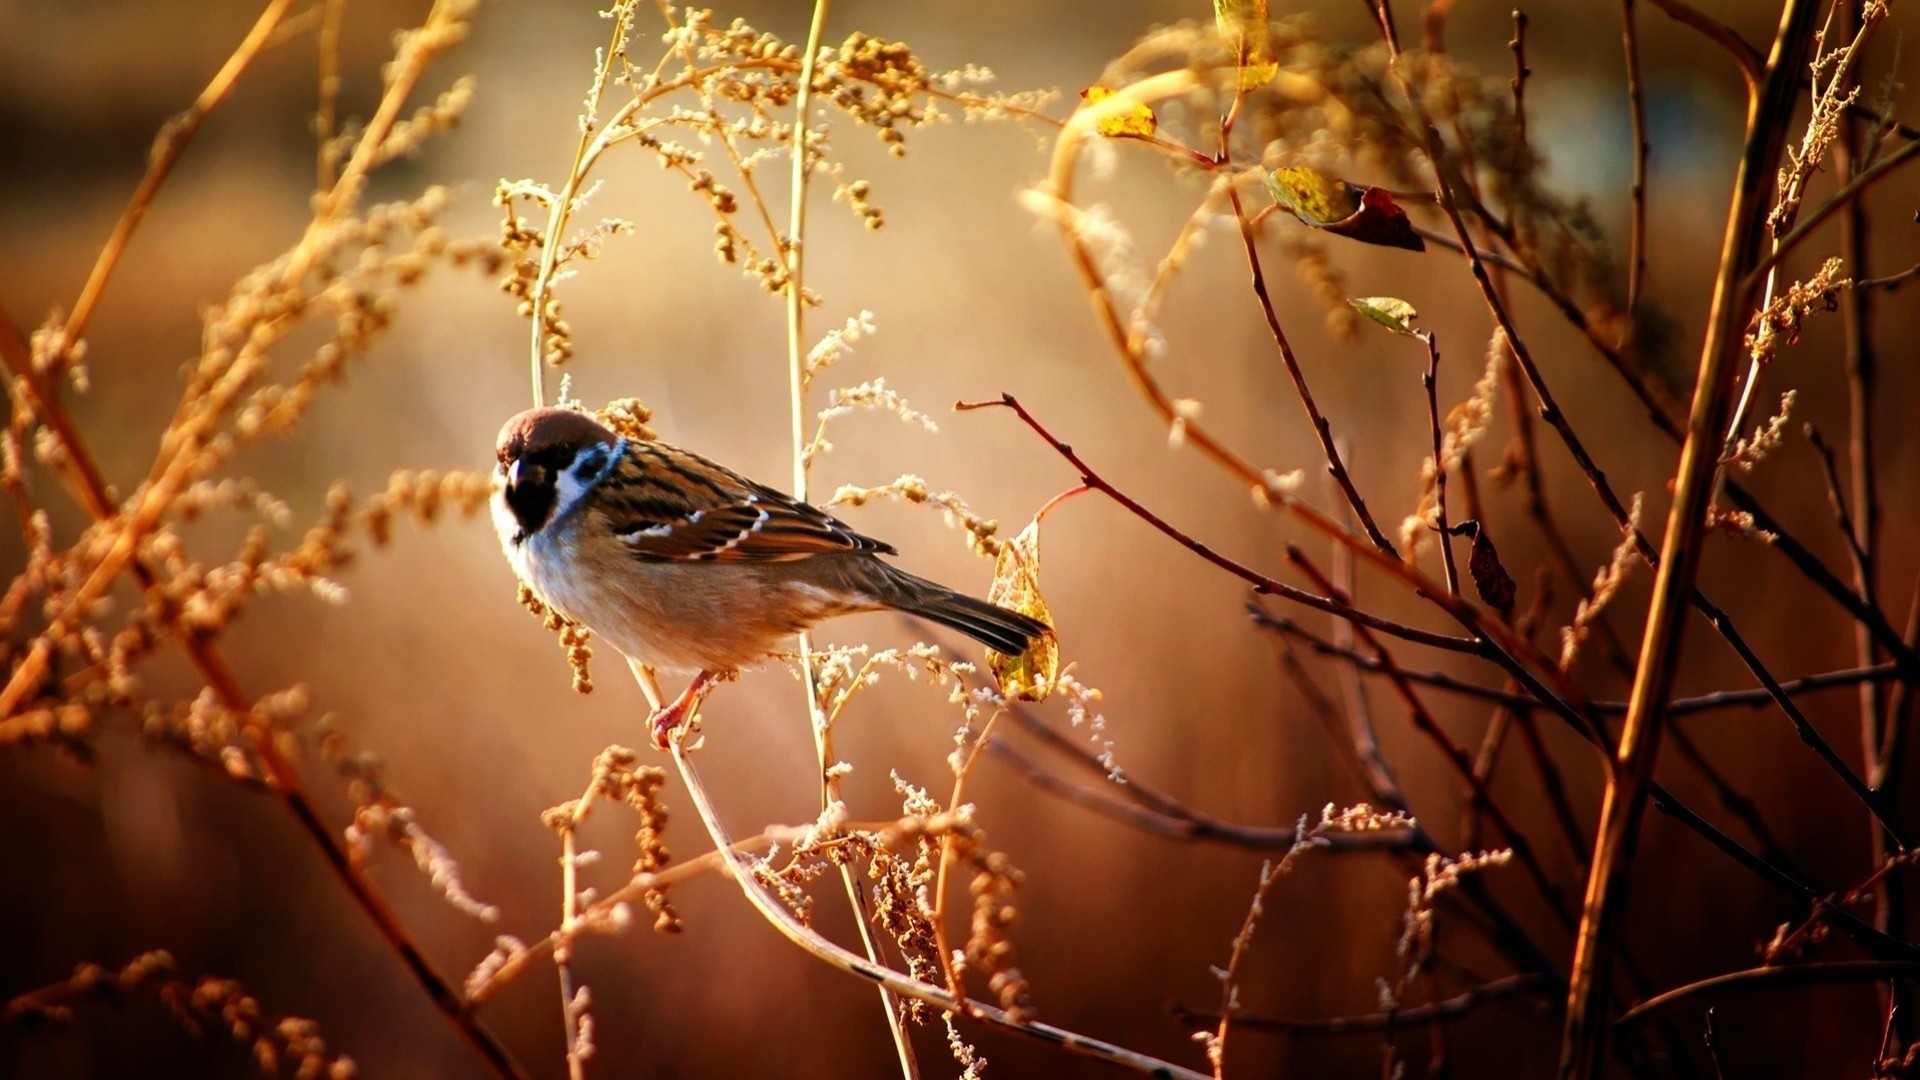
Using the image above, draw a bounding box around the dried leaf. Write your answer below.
[1349,297,1420,336]
[1078,86,1157,138]
[1452,521,1516,615]
[987,518,1059,701]
[1214,0,1278,90]
[1265,166,1426,253]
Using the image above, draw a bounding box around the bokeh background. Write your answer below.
[4,0,1919,1076]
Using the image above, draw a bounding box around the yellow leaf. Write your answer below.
[1264,165,1358,227]
[986,519,1059,701]
[1214,0,1277,90]
[1348,296,1420,336]
[1079,86,1158,139]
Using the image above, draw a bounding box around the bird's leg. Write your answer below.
[627,657,666,711]
[647,669,720,750]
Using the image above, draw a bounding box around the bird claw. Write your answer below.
[647,670,720,751]
[649,700,690,751]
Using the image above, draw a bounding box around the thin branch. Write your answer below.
[1724,485,1920,677]
[955,395,1480,654]
[0,8,529,1075]
[1563,6,1821,1071]
[664,737,1215,1080]
[52,0,298,366]
[1855,260,1920,291]
[1174,973,1549,1037]
[1420,332,1460,596]
[1616,962,1920,1031]
[1643,0,1764,86]
[1289,551,1577,931]
[1742,135,1920,293]
[1251,605,1898,717]
[1646,787,1920,964]
[1620,0,1650,316]
[1225,178,1398,557]
[1510,11,1530,142]
[986,735,1409,851]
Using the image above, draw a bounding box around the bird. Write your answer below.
[491,406,1051,747]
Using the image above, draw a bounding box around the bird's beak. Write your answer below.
[506,458,524,490]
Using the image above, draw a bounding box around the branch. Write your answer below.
[664,737,1215,1080]
[1174,972,1550,1037]
[1562,5,1822,1073]
[1616,962,1920,1031]
[954,395,1480,655]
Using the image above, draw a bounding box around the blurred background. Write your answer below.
[3,0,1919,1076]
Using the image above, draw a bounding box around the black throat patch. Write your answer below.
[504,461,557,542]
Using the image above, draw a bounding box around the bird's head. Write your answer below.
[493,407,620,542]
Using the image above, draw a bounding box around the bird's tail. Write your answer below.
[891,573,1050,656]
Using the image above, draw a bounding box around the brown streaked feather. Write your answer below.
[604,441,896,564]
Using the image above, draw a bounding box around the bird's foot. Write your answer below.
[649,670,721,751]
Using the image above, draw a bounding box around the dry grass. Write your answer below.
[5,1,1920,1077]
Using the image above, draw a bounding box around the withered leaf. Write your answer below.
[986,518,1059,701]
[1078,86,1157,139]
[1265,166,1426,253]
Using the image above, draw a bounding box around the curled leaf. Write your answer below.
[1349,297,1420,336]
[986,518,1059,701]
[1450,521,1516,615]
[1078,86,1157,139]
[1265,165,1426,253]
[1214,0,1278,90]
[1265,165,1353,227]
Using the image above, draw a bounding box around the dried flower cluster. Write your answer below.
[5,951,357,1080]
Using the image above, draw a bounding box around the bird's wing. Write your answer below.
[600,441,895,563]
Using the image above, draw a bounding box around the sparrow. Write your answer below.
[491,407,1051,747]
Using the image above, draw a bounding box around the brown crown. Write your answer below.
[495,407,619,464]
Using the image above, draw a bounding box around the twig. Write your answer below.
[1742,135,1920,293]
[1662,724,1800,873]
[1269,611,1565,987]
[1616,962,1920,1031]
[51,0,297,368]
[1646,788,1920,964]
[1724,485,1920,677]
[1561,6,1821,1073]
[986,734,1408,851]
[955,395,1477,654]
[1251,605,1898,716]
[1289,552,1576,930]
[1643,0,1764,86]
[1806,425,1870,581]
[1174,972,1548,1037]
[1856,260,1920,291]
[1419,332,1460,595]
[1324,496,1417,817]
[1831,16,1902,1002]
[1620,0,1650,316]
[0,6,531,1075]
[663,735,1215,1080]
[316,0,345,191]
[0,316,530,1080]
[557,821,588,1080]
[1224,178,1398,557]
[779,4,917,1071]
[1509,11,1530,143]
[1705,1007,1726,1080]
[1692,592,1908,847]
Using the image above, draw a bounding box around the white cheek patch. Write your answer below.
[548,439,625,527]
[490,471,523,550]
